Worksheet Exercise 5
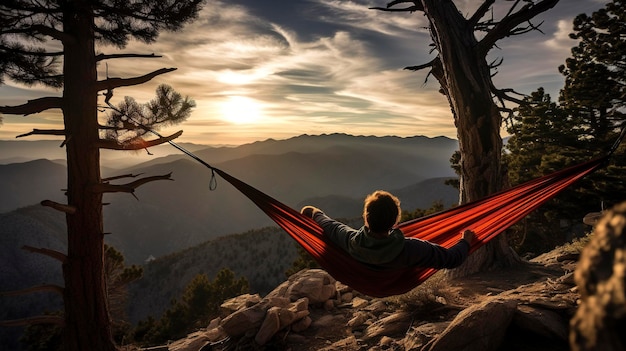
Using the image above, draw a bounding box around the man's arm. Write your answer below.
[300,206,356,252]
[397,230,475,269]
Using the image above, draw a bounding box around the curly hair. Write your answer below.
[363,190,401,234]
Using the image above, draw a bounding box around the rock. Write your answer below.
[255,307,281,345]
[311,314,345,329]
[352,296,369,309]
[402,322,448,351]
[317,336,360,351]
[292,315,312,332]
[514,305,568,341]
[425,297,518,351]
[347,311,369,328]
[363,311,413,340]
[364,300,387,314]
[570,201,626,351]
[341,292,354,302]
[167,330,209,351]
[219,303,267,337]
[267,269,337,304]
[219,293,261,317]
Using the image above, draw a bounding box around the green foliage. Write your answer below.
[104,84,196,145]
[137,268,249,345]
[559,0,625,144]
[504,89,596,253]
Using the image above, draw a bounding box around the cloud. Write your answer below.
[0,0,608,145]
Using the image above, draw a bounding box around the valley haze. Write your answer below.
[1,134,459,264]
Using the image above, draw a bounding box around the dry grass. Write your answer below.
[383,270,448,310]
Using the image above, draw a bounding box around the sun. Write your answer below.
[220,96,263,124]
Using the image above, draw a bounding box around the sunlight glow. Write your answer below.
[220,96,264,124]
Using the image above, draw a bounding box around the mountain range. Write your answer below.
[1,134,460,264]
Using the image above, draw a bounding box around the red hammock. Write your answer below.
[213,155,608,297]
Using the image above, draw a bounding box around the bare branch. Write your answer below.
[0,315,65,327]
[22,245,67,263]
[102,173,144,182]
[91,173,173,194]
[478,0,559,54]
[94,68,177,92]
[0,97,63,116]
[404,58,436,72]
[41,200,77,214]
[468,0,496,27]
[96,53,162,62]
[1,284,64,297]
[16,129,66,139]
[96,130,183,150]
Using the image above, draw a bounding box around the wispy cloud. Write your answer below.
[0,0,608,145]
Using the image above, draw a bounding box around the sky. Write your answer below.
[0,0,609,146]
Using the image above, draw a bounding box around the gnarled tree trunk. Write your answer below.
[423,0,519,276]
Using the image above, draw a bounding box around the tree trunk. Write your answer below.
[423,0,520,276]
[61,1,116,350]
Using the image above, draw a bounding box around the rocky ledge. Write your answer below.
[156,201,626,351]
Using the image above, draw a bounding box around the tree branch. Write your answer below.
[468,0,496,27]
[102,173,144,182]
[404,58,436,72]
[1,284,64,297]
[478,0,559,54]
[94,68,177,92]
[2,24,73,44]
[22,246,67,263]
[0,97,62,116]
[95,53,162,62]
[41,200,77,215]
[95,130,183,150]
[16,129,66,139]
[0,315,65,327]
[91,173,173,194]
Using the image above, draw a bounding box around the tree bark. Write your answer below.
[61,0,116,349]
[422,0,519,276]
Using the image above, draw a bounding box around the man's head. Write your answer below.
[363,190,401,234]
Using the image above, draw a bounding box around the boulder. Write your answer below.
[219,293,261,317]
[425,297,518,351]
[267,269,337,304]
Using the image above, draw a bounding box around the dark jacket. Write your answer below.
[313,211,469,269]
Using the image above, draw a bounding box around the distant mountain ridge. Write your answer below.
[1,134,459,263]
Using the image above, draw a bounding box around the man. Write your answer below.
[301,190,474,269]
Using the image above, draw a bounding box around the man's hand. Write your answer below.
[301,206,321,218]
[462,229,475,244]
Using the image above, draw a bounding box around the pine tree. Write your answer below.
[559,0,626,146]
[504,89,587,253]
[0,1,203,350]
[559,0,626,211]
